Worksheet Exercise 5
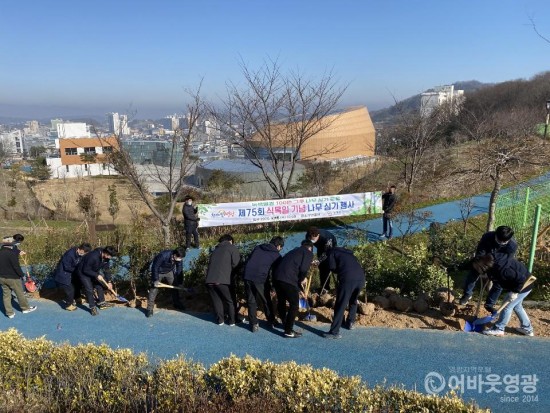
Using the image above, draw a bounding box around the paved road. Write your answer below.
[3,300,548,413]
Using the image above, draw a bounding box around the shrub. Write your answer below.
[0,332,490,413]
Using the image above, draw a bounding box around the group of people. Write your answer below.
[202,226,365,339]
[1,217,536,339]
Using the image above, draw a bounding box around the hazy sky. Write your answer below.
[1,0,549,119]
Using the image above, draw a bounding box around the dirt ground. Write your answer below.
[37,287,550,338]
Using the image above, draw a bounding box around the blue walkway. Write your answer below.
[5,172,550,412]
[3,300,548,413]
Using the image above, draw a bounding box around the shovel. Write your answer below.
[21,256,37,293]
[463,276,486,332]
[471,275,537,327]
[98,278,129,304]
[299,277,311,312]
[155,281,186,290]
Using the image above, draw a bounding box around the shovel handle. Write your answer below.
[492,275,537,317]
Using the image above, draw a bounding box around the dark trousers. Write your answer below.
[383,213,393,238]
[207,284,235,324]
[319,259,331,291]
[329,279,364,335]
[245,279,275,326]
[274,281,300,334]
[185,224,199,248]
[57,282,75,305]
[147,271,183,311]
[79,275,105,309]
[463,269,502,306]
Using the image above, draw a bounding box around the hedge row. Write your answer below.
[0,330,489,413]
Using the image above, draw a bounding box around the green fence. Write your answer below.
[495,181,550,269]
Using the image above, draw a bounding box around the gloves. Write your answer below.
[505,292,518,302]
[153,280,160,288]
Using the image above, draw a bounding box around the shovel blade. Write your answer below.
[464,318,486,333]
[299,298,307,311]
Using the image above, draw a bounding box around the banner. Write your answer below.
[198,192,382,227]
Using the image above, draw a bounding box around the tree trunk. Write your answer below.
[486,166,502,232]
[161,223,171,246]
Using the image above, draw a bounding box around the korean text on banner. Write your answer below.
[198,192,382,228]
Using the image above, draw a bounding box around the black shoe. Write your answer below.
[459,295,471,306]
[284,330,303,338]
[345,322,355,330]
[323,332,342,339]
[146,309,154,318]
[90,307,99,316]
[251,324,259,333]
[98,302,114,310]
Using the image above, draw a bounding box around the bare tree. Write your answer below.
[101,85,205,245]
[211,58,347,199]
[457,103,544,231]
[382,102,451,195]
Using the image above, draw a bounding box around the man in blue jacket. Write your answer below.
[322,247,366,339]
[243,236,284,332]
[459,226,517,310]
[205,234,241,325]
[146,247,186,318]
[77,246,117,316]
[54,243,92,311]
[306,227,337,293]
[273,240,314,338]
[481,256,535,337]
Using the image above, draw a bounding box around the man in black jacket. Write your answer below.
[243,236,284,332]
[481,256,535,337]
[381,185,397,239]
[322,247,366,339]
[77,246,117,316]
[459,225,517,309]
[54,243,92,311]
[146,247,186,317]
[272,240,314,338]
[205,234,241,325]
[306,227,337,293]
[0,244,37,318]
[183,195,200,248]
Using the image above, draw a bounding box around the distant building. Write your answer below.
[420,85,464,117]
[0,130,24,156]
[107,112,130,136]
[249,106,376,163]
[56,122,90,139]
[47,136,118,179]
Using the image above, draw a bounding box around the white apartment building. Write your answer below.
[420,85,464,118]
[56,122,90,139]
[107,112,130,136]
[0,130,24,156]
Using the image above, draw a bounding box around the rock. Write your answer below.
[417,292,431,304]
[372,296,391,309]
[394,297,413,312]
[358,302,375,315]
[319,293,333,307]
[432,288,454,307]
[413,298,429,313]
[389,293,401,309]
[440,301,456,317]
[310,293,320,308]
[383,287,399,298]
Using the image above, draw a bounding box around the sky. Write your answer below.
[1,0,549,120]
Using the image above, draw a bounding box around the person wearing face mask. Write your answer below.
[459,226,517,311]
[77,246,117,316]
[53,243,92,311]
[182,195,200,249]
[146,247,186,318]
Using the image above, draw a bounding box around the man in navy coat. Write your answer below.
[54,243,92,311]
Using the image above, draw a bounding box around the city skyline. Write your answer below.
[1,0,549,120]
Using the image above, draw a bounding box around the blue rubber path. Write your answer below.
[4,172,550,413]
